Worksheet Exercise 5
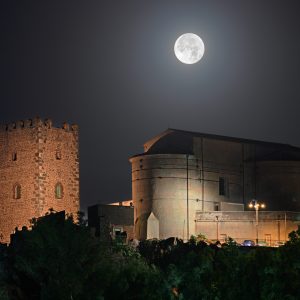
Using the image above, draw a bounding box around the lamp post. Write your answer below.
[215,216,219,241]
[186,154,189,241]
[249,200,265,245]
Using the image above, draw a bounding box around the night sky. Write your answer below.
[1,1,300,213]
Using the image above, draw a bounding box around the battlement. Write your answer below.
[0,117,78,132]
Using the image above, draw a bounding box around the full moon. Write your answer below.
[174,33,205,64]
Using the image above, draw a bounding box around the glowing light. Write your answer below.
[248,200,266,210]
[174,33,205,64]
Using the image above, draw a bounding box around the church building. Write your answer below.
[130,129,300,244]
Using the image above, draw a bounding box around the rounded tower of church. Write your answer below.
[0,118,79,243]
[130,129,208,241]
[130,152,200,240]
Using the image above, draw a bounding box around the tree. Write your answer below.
[6,211,105,300]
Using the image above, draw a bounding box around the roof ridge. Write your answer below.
[167,128,299,149]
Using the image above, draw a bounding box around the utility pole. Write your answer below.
[216,216,219,241]
[186,154,189,241]
[255,205,259,244]
[249,199,265,245]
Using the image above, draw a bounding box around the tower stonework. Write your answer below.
[0,118,79,243]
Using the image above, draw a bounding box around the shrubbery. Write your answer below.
[1,212,300,299]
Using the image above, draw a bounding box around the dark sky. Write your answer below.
[1,1,300,212]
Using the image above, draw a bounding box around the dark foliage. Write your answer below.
[0,212,168,300]
[1,215,300,300]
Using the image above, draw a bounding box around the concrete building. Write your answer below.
[130,129,300,243]
[0,118,80,243]
[88,201,134,242]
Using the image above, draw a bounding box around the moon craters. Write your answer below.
[174,33,205,64]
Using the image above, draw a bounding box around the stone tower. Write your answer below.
[0,118,79,243]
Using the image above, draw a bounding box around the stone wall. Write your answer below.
[256,161,300,211]
[195,211,300,245]
[194,137,244,210]
[131,154,201,240]
[0,118,79,243]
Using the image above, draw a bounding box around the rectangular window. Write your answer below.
[219,177,226,196]
[219,177,229,197]
[214,203,219,211]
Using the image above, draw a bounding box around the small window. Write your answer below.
[13,184,21,199]
[113,227,123,238]
[12,152,17,161]
[56,150,61,160]
[214,202,219,211]
[114,227,122,234]
[55,183,63,199]
[219,177,229,196]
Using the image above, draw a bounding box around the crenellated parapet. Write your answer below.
[0,118,78,132]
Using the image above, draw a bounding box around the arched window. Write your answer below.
[12,152,17,161]
[56,149,61,160]
[55,183,63,199]
[13,184,21,199]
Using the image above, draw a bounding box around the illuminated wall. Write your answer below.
[0,118,79,243]
[130,129,300,240]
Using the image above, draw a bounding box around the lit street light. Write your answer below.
[249,200,266,245]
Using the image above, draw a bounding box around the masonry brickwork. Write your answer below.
[0,118,79,243]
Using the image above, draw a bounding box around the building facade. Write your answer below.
[0,118,79,243]
[130,129,300,243]
[88,201,134,242]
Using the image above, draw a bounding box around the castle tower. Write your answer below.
[0,118,79,243]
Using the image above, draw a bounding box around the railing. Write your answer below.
[195,211,300,222]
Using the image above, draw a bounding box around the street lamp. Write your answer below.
[248,200,266,245]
